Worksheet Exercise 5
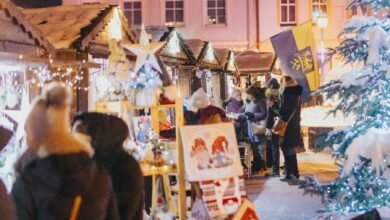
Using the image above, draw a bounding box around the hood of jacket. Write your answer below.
[73,112,129,155]
[21,153,98,197]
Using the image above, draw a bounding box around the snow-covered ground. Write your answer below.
[301,106,355,127]
[247,152,390,220]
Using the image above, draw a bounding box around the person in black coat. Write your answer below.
[0,126,15,220]
[265,78,282,177]
[12,82,119,220]
[72,112,144,220]
[277,76,302,185]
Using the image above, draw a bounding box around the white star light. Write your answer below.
[4,90,30,143]
[123,24,165,74]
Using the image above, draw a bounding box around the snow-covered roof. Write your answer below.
[0,3,37,54]
[159,28,196,66]
[235,51,275,73]
[21,4,110,50]
[0,0,136,56]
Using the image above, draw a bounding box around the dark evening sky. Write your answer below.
[12,0,62,8]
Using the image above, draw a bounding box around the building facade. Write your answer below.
[62,0,359,53]
[63,0,258,50]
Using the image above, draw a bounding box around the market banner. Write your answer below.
[271,21,320,103]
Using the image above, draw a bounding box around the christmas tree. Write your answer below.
[301,0,390,218]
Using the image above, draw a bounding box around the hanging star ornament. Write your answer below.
[123,24,166,74]
[4,90,30,143]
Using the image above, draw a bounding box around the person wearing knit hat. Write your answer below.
[265,78,282,177]
[266,78,281,100]
[238,83,267,173]
[12,82,119,220]
[72,112,144,220]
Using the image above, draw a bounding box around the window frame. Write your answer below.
[310,0,331,24]
[165,0,185,27]
[206,0,227,26]
[278,0,297,27]
[123,0,143,27]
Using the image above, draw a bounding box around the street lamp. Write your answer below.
[316,16,328,84]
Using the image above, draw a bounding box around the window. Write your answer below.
[312,0,328,23]
[280,0,296,26]
[165,0,184,26]
[207,0,226,25]
[123,1,142,26]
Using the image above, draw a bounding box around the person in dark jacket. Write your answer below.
[239,84,267,173]
[12,82,119,220]
[0,126,15,220]
[265,78,282,177]
[72,112,144,220]
[277,76,302,185]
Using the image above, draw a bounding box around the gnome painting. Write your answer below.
[181,123,243,181]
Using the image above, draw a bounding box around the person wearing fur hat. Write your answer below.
[12,82,119,220]
[239,83,267,173]
[185,88,228,125]
[265,78,282,177]
[277,76,302,185]
[0,127,15,220]
[72,112,144,220]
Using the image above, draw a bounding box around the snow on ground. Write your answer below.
[247,152,390,220]
[301,106,355,127]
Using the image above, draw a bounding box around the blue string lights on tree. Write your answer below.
[301,0,390,218]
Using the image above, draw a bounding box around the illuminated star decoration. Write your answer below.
[4,90,30,143]
[123,24,166,74]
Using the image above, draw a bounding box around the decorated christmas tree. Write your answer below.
[301,0,390,218]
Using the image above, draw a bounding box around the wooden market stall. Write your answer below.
[235,50,276,88]
[0,0,137,111]
[159,28,197,98]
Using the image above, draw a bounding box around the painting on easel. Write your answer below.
[180,123,243,182]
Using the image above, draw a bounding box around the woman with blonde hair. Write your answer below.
[12,82,118,220]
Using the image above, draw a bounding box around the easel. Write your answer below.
[95,99,187,219]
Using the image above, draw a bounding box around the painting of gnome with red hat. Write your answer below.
[181,123,243,182]
[190,138,213,170]
[211,136,233,168]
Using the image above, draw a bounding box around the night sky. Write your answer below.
[12,0,62,8]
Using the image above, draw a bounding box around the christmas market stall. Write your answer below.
[0,1,128,190]
[184,39,225,106]
[234,50,276,89]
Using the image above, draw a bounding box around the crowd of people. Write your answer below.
[223,76,304,185]
[0,75,304,219]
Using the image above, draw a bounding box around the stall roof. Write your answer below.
[214,48,229,67]
[159,28,196,66]
[235,51,275,74]
[0,2,37,55]
[0,0,136,56]
[184,39,205,62]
